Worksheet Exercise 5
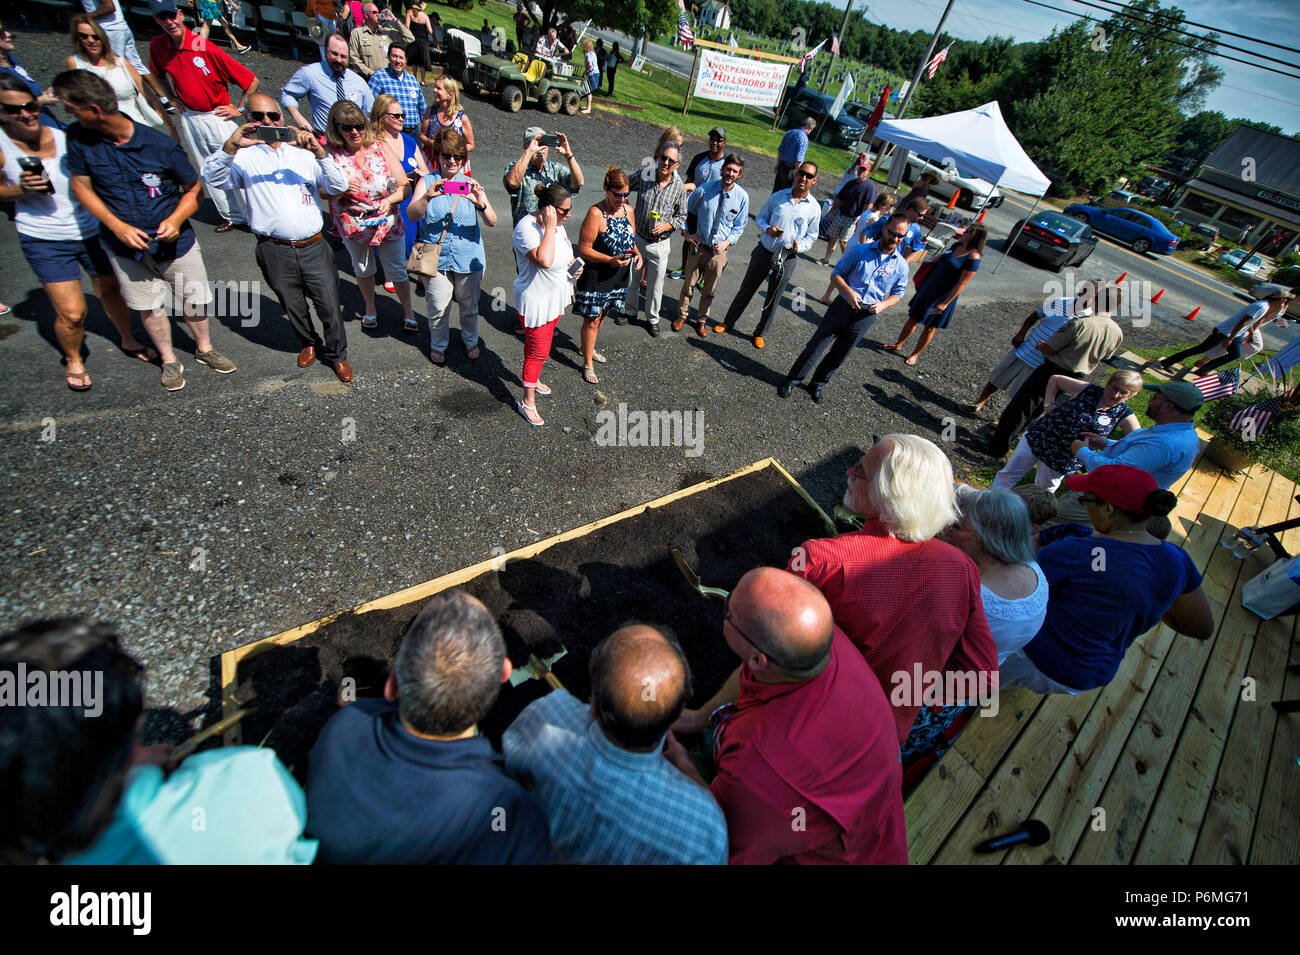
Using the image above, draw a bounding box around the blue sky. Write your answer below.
[858,0,1300,134]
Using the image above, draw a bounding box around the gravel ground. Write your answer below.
[0,26,1191,737]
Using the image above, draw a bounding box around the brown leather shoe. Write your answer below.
[670,316,686,332]
[696,322,709,337]
[332,359,353,383]
[214,219,236,234]
[297,346,316,367]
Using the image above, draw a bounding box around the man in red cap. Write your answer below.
[669,567,907,865]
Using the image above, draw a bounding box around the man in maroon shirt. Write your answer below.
[789,433,998,744]
[147,0,255,230]
[669,567,907,865]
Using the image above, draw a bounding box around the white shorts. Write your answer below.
[109,241,213,315]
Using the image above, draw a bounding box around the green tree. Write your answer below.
[537,0,677,38]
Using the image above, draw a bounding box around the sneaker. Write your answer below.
[669,268,684,280]
[648,321,661,338]
[161,361,185,391]
[195,349,236,373]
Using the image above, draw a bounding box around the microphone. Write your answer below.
[973,819,1050,853]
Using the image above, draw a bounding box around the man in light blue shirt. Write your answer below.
[780,211,911,402]
[673,153,749,335]
[715,161,822,347]
[503,625,729,865]
[280,33,374,135]
[774,116,815,191]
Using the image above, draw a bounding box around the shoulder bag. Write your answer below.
[406,192,460,278]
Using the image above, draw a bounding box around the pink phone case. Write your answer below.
[443,180,471,195]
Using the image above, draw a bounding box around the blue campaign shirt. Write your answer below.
[417,171,487,273]
[830,239,910,303]
[859,216,927,256]
[1025,535,1202,690]
[305,698,551,865]
[65,120,197,261]
[755,188,821,253]
[1075,421,1200,489]
[685,150,724,187]
[281,61,374,134]
[778,127,809,165]
[688,179,749,247]
[1015,297,1082,368]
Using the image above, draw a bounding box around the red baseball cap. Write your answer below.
[1064,464,1159,514]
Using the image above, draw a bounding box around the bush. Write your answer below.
[1274,252,1300,269]
[1270,264,1300,286]
[1202,389,1300,479]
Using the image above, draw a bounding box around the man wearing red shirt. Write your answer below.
[147,0,254,230]
[790,434,998,744]
[669,567,907,865]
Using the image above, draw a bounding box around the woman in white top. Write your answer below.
[0,75,148,391]
[945,485,1048,663]
[66,14,172,138]
[513,182,580,426]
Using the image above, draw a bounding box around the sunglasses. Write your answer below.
[608,189,629,198]
[723,592,774,661]
[1079,494,1104,506]
[794,170,815,179]
[848,460,868,481]
[78,31,99,40]
[338,123,366,133]
[886,229,908,239]
[1,100,39,115]
[659,156,678,165]
[247,110,281,122]
[386,111,404,119]
[438,153,464,163]
[556,205,572,217]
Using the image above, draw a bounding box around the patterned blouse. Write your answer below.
[1026,383,1133,475]
[329,142,403,246]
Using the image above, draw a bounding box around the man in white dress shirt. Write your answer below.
[201,93,353,381]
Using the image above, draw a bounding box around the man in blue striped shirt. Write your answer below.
[774,116,815,192]
[780,211,911,402]
[673,154,749,336]
[367,45,426,137]
[503,625,729,865]
[280,33,373,136]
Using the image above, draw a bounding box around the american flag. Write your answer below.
[926,44,951,79]
[831,32,840,55]
[797,38,826,74]
[676,12,694,48]
[1229,396,1285,437]
[1192,367,1240,401]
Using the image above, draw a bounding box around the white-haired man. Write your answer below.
[788,434,998,745]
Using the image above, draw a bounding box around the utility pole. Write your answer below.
[818,0,854,94]
[893,0,954,121]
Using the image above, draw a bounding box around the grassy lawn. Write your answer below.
[428,0,856,172]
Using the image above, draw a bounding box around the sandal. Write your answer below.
[591,351,607,364]
[361,314,378,328]
[904,355,920,366]
[517,399,544,426]
[534,382,551,395]
[429,349,445,364]
[882,343,902,353]
[122,345,159,363]
[465,344,481,359]
[402,315,419,333]
[583,365,599,384]
[65,369,92,392]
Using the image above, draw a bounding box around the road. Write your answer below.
[580,25,694,79]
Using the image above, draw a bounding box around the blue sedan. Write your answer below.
[1062,203,1180,255]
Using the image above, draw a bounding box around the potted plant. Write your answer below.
[1202,371,1300,474]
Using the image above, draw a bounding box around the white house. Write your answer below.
[699,0,731,30]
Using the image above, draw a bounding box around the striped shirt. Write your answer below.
[503,690,729,865]
[626,167,687,241]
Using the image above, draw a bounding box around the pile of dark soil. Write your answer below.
[234,465,832,771]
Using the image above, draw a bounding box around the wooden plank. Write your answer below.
[905,749,987,864]
[1249,613,1300,864]
[951,688,1043,776]
[929,689,1102,864]
[1164,458,1224,551]
[1278,477,1300,555]
[1070,465,1273,864]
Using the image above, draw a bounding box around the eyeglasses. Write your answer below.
[794,170,815,179]
[386,111,404,119]
[608,189,629,198]
[848,460,868,482]
[338,123,366,133]
[723,592,775,662]
[247,110,281,122]
[438,153,464,164]
[1,101,40,115]
[556,205,572,217]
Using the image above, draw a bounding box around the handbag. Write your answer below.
[406,193,460,278]
[912,256,936,289]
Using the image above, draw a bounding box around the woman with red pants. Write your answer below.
[513,183,579,426]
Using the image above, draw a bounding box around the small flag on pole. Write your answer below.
[831,32,840,55]
[1228,395,1285,436]
[676,1,694,49]
[1192,367,1240,401]
[926,43,952,79]
[797,38,826,74]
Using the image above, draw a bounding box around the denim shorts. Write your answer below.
[19,232,113,285]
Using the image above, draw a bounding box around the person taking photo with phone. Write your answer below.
[503,126,582,226]
[201,93,352,381]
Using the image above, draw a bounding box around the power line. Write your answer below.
[1084,0,1300,57]
[1059,0,1300,70]
[1018,0,1300,80]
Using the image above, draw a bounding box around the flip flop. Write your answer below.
[122,345,159,363]
[0,303,11,316]
[66,370,92,392]
[534,382,551,395]
[882,344,902,353]
[591,351,607,364]
[904,355,920,366]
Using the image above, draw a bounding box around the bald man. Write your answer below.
[672,568,907,865]
[503,625,728,864]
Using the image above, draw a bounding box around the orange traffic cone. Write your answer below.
[1151,288,1165,303]
[1116,271,1127,284]
[976,208,987,223]
[1184,306,1200,322]
[946,190,959,210]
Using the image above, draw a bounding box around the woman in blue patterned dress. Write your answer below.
[887,223,987,366]
[372,94,429,294]
[574,167,641,384]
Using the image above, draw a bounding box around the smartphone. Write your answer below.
[567,258,583,278]
[16,156,53,194]
[254,125,296,143]
[442,179,472,196]
[538,134,563,147]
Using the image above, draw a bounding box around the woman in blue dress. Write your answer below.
[372,94,429,295]
[887,223,987,366]
[574,167,641,384]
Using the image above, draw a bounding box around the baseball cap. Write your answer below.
[523,126,546,144]
[1063,464,1159,514]
[1143,380,1204,412]
[709,126,726,140]
[855,151,869,167]
[147,0,179,14]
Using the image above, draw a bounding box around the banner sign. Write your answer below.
[692,49,790,108]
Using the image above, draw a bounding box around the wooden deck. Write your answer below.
[905,440,1300,865]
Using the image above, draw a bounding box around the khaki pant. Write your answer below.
[676,245,728,325]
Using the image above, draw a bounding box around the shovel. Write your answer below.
[509,650,566,690]
[670,546,730,600]
[501,607,568,690]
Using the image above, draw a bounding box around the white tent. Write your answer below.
[873,101,1051,271]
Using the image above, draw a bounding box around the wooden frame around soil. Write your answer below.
[217,457,835,743]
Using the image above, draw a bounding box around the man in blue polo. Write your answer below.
[774,116,814,192]
[59,68,235,393]
[779,211,910,403]
[281,33,373,137]
[367,44,424,138]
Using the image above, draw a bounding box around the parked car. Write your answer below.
[779,87,866,148]
[1005,210,1098,271]
[1135,176,1170,198]
[875,151,1004,209]
[842,99,893,129]
[1098,189,1142,208]
[1063,202,1180,255]
[1220,249,1266,276]
[1182,222,1219,252]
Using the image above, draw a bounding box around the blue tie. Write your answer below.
[334,71,346,103]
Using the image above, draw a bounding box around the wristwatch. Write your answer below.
[158,96,178,115]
